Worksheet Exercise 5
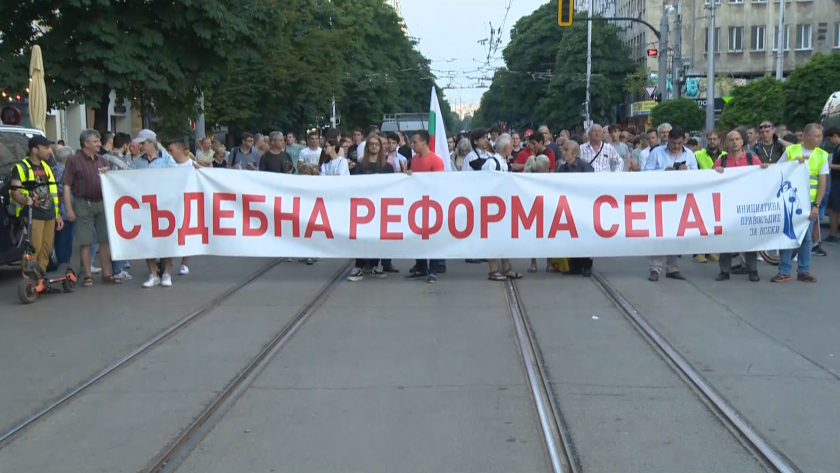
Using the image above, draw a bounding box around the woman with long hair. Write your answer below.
[461,128,491,171]
[347,134,398,280]
[318,138,350,176]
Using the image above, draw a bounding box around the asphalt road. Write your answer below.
[0,242,836,472]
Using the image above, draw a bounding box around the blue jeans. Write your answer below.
[414,259,442,275]
[780,219,813,275]
[54,221,74,266]
[112,259,128,275]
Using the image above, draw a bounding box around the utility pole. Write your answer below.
[775,0,785,80]
[585,0,593,127]
[706,0,716,131]
[672,0,682,99]
[328,0,337,129]
[657,5,669,103]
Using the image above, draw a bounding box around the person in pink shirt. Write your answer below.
[713,130,770,282]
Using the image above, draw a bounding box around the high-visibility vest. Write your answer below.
[785,144,828,203]
[12,157,59,218]
[695,148,725,170]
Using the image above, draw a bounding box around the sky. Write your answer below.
[399,0,548,117]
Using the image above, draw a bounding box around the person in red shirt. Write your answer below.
[713,130,770,282]
[512,132,556,172]
[405,130,444,283]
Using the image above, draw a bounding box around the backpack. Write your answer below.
[720,152,758,168]
[469,155,502,171]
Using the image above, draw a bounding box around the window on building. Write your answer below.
[729,0,744,3]
[835,24,840,49]
[751,0,766,3]
[751,25,766,50]
[795,24,812,50]
[704,27,721,53]
[773,24,790,51]
[729,27,744,51]
[704,0,722,4]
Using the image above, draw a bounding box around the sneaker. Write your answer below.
[306,258,315,265]
[371,266,387,279]
[116,270,132,281]
[648,271,659,282]
[796,273,817,283]
[179,265,189,275]
[90,265,102,274]
[406,271,428,280]
[812,245,827,256]
[770,272,791,283]
[708,253,719,262]
[426,273,437,284]
[362,267,372,274]
[161,273,173,287]
[347,268,364,282]
[693,254,708,263]
[437,265,447,274]
[142,274,161,288]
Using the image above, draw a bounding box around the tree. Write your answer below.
[474,0,568,129]
[719,77,785,129]
[651,99,705,132]
[537,12,635,130]
[0,0,275,135]
[782,51,840,130]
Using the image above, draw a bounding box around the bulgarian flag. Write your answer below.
[429,86,452,171]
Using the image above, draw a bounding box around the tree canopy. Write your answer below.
[473,3,635,131]
[0,0,455,139]
[651,98,705,132]
[719,77,785,129]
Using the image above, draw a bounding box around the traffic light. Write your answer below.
[654,93,662,103]
[558,0,574,27]
[647,48,658,58]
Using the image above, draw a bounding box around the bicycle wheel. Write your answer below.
[759,249,798,266]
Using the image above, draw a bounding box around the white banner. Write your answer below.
[102,162,812,260]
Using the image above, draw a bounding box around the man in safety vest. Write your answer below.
[8,135,65,277]
[695,130,725,170]
[772,123,830,283]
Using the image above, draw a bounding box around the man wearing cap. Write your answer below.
[129,129,178,169]
[8,135,64,278]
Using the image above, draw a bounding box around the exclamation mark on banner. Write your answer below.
[713,193,722,235]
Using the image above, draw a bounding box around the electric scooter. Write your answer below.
[17,203,76,304]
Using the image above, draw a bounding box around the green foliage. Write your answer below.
[624,68,650,95]
[719,77,785,129]
[0,0,454,137]
[650,98,705,132]
[781,52,840,129]
[537,12,635,130]
[474,6,635,131]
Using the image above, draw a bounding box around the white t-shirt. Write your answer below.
[299,147,322,165]
[779,148,830,175]
[460,149,489,171]
[481,154,509,172]
[173,159,194,168]
[320,156,350,176]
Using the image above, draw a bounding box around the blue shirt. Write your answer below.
[644,145,699,171]
[129,150,177,170]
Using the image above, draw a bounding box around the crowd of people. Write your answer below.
[6,118,838,290]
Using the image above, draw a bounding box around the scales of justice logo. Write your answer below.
[777,173,803,241]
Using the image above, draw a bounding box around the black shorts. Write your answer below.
[829,183,840,211]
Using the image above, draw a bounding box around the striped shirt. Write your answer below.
[62,150,108,200]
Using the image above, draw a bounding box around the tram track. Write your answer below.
[507,268,802,473]
[0,259,350,454]
[589,270,801,473]
[145,260,351,473]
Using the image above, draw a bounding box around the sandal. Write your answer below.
[488,271,506,281]
[504,270,523,280]
[83,276,94,287]
[528,263,537,273]
[101,274,123,284]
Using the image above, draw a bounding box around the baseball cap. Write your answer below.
[28,135,53,149]
[524,129,534,138]
[132,129,157,143]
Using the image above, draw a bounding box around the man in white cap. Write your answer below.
[129,129,177,169]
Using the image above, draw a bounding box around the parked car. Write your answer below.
[1,125,49,267]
